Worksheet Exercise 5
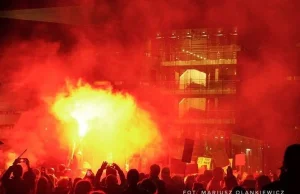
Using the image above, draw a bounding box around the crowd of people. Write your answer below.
[0,144,300,194]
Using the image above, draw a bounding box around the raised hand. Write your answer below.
[24,158,30,168]
[100,161,108,170]
[112,163,120,170]
[12,159,19,166]
[41,167,46,175]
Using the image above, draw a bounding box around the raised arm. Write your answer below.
[1,158,21,187]
[1,166,13,187]
[23,159,36,192]
[112,163,126,186]
[94,161,107,188]
[41,169,54,189]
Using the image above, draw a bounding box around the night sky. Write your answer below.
[0,0,299,51]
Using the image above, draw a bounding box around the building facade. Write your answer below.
[147,28,263,172]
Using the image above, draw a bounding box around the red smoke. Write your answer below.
[0,0,299,170]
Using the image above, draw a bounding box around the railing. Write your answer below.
[177,110,236,124]
[175,118,235,124]
[181,110,236,119]
[0,111,21,125]
[161,59,237,66]
[0,111,22,115]
[0,124,14,129]
[160,80,237,95]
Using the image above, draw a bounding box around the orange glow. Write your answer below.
[50,80,161,171]
[6,152,17,169]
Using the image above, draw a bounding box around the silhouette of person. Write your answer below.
[36,177,50,194]
[95,162,125,194]
[206,167,224,191]
[1,158,35,194]
[74,180,93,194]
[161,167,179,194]
[232,186,246,194]
[148,164,166,194]
[1,165,27,194]
[53,178,69,194]
[95,162,125,188]
[263,144,300,194]
[256,175,270,190]
[138,178,157,194]
[224,166,238,190]
[123,169,145,194]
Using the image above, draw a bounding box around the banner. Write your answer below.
[182,139,194,163]
[212,149,230,167]
[186,163,198,174]
[197,157,211,170]
[170,158,186,175]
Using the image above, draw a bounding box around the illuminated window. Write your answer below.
[233,52,237,59]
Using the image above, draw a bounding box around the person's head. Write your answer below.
[213,167,224,181]
[57,178,69,189]
[12,165,23,179]
[139,178,157,194]
[192,182,204,191]
[172,175,184,187]
[105,166,117,176]
[139,173,146,181]
[36,177,49,194]
[282,144,300,173]
[232,186,246,194]
[33,168,41,179]
[150,164,160,178]
[161,167,171,180]
[196,174,205,183]
[184,175,195,190]
[74,180,92,194]
[245,174,254,180]
[73,178,82,187]
[89,191,106,194]
[256,175,271,190]
[59,164,66,172]
[225,176,238,190]
[64,168,72,177]
[242,180,256,190]
[127,169,139,186]
[105,174,118,187]
[47,168,55,175]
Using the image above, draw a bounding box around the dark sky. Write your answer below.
[1,0,300,49]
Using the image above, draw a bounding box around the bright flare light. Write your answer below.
[50,81,161,171]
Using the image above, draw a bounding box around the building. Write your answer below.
[0,83,24,146]
[147,28,263,172]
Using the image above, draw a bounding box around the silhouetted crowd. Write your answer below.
[1,144,300,194]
